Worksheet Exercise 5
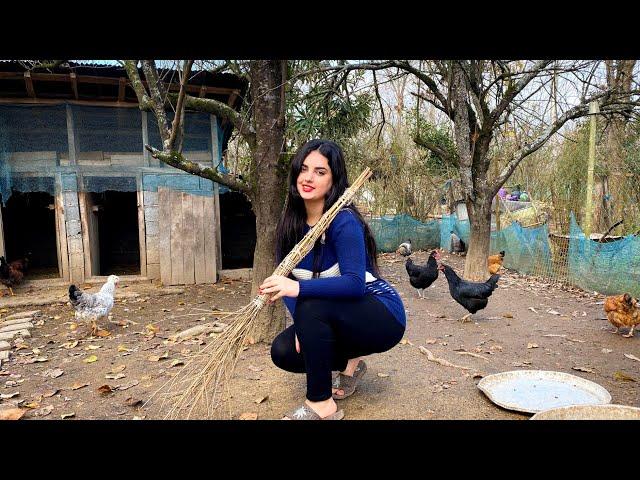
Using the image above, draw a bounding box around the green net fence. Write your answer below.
[367,214,440,253]
[439,212,640,298]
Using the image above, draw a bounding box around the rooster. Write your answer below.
[69,275,119,336]
[438,263,500,322]
[604,293,640,338]
[0,255,30,296]
[406,250,440,298]
[488,251,505,275]
[396,239,412,257]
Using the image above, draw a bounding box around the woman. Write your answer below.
[259,139,406,420]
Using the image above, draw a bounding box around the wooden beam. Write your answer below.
[24,71,35,98]
[118,77,127,102]
[70,72,79,99]
[0,98,140,108]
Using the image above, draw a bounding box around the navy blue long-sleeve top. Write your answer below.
[282,209,406,327]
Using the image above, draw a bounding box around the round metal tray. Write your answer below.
[531,404,640,420]
[477,370,612,414]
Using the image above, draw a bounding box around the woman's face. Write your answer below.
[297,150,333,203]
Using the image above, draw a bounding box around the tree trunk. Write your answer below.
[463,193,493,281]
[247,60,287,343]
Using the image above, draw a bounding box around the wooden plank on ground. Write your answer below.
[170,190,184,285]
[182,193,195,284]
[203,195,216,283]
[193,195,207,284]
[158,188,172,286]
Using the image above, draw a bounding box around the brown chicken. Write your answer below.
[0,256,27,296]
[487,251,505,275]
[603,293,640,338]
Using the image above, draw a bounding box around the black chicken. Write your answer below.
[405,250,440,298]
[438,263,500,322]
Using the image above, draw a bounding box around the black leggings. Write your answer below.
[270,295,405,402]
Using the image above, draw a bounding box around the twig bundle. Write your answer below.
[148,167,373,419]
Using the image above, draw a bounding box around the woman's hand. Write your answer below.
[259,275,300,303]
[295,333,300,353]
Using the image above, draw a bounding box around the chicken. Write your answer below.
[406,250,440,298]
[488,250,505,275]
[450,231,466,255]
[438,263,500,322]
[69,275,119,336]
[396,239,412,257]
[604,293,640,338]
[0,255,29,296]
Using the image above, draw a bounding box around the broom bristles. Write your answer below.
[147,167,373,419]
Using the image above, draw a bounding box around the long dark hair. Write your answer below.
[275,139,381,277]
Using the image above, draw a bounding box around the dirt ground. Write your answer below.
[0,251,638,420]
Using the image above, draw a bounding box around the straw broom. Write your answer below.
[149,167,373,419]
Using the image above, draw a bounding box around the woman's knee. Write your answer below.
[293,298,327,326]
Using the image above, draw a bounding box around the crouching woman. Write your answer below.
[259,139,406,420]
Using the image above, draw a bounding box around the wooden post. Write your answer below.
[0,202,5,258]
[584,101,599,237]
[141,111,151,166]
[65,104,77,165]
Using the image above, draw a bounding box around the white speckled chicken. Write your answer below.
[68,275,119,336]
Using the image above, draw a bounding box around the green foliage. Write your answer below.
[407,113,457,175]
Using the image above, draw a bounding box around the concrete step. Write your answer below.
[0,330,30,341]
[0,322,33,333]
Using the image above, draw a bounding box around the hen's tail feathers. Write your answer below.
[69,284,82,303]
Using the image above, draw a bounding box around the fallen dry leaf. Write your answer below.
[62,340,79,349]
[547,310,561,315]
[170,360,184,367]
[70,382,89,391]
[60,412,75,419]
[33,357,49,363]
[145,324,159,333]
[601,348,613,354]
[118,345,134,353]
[42,389,59,398]
[238,412,258,420]
[23,402,39,409]
[109,365,126,374]
[95,329,110,337]
[34,405,54,417]
[425,339,437,344]
[624,353,640,363]
[377,373,390,378]
[613,371,636,382]
[502,313,513,318]
[527,343,539,349]
[572,366,596,373]
[84,345,101,351]
[254,395,269,404]
[147,352,169,362]
[105,373,126,380]
[124,397,143,407]
[43,368,64,379]
[97,385,114,395]
[0,407,26,420]
[0,392,19,399]
[83,355,98,363]
[115,380,139,391]
[528,307,538,314]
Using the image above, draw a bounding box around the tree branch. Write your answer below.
[122,60,154,110]
[413,134,458,168]
[141,60,171,148]
[486,60,554,132]
[168,60,194,151]
[178,94,256,150]
[145,145,252,197]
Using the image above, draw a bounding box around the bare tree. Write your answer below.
[124,59,287,342]
[314,60,640,280]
